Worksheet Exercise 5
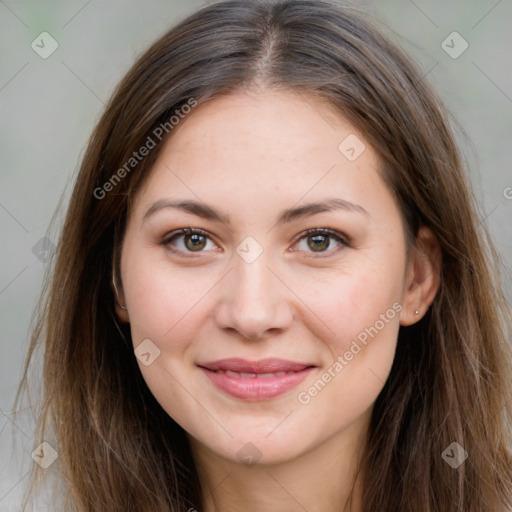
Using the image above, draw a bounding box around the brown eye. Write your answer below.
[184,233,207,251]
[307,234,331,252]
[162,228,217,255]
[293,228,349,255]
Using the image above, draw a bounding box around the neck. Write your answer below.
[188,414,369,512]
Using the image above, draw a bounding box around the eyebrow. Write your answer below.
[143,197,369,225]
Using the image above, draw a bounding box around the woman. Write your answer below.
[17,0,512,510]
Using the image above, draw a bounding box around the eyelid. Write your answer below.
[161,227,212,243]
[160,227,350,256]
[290,227,350,257]
[160,227,220,256]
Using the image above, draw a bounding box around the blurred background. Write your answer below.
[1,0,511,509]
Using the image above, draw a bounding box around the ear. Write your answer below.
[400,225,441,326]
[111,277,130,323]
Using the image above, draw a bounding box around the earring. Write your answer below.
[112,276,127,311]
[414,309,420,315]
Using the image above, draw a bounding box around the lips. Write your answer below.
[198,358,316,400]
[199,358,312,374]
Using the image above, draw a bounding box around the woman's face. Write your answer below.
[117,89,414,465]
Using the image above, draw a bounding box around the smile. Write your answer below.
[198,358,316,400]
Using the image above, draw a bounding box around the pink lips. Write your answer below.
[198,358,315,400]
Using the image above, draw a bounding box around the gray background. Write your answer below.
[1,0,511,509]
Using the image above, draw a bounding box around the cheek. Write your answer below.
[293,271,402,431]
[122,250,215,344]
[293,250,405,412]
[304,256,404,350]
[122,255,213,431]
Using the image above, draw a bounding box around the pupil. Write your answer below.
[309,235,329,251]
[186,234,206,251]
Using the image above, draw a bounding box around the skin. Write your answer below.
[115,89,440,512]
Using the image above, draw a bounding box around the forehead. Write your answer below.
[162,89,365,166]
[131,89,387,219]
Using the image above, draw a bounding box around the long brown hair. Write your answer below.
[17,0,512,510]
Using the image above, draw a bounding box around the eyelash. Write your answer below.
[160,227,350,258]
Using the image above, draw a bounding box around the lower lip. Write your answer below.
[200,367,314,400]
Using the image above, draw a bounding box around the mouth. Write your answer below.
[197,358,316,400]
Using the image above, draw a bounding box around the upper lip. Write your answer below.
[198,358,315,373]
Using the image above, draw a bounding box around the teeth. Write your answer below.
[259,371,286,378]
[217,370,295,378]
[225,370,256,378]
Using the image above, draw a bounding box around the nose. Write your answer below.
[213,249,294,341]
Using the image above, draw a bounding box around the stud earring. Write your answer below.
[414,309,420,315]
